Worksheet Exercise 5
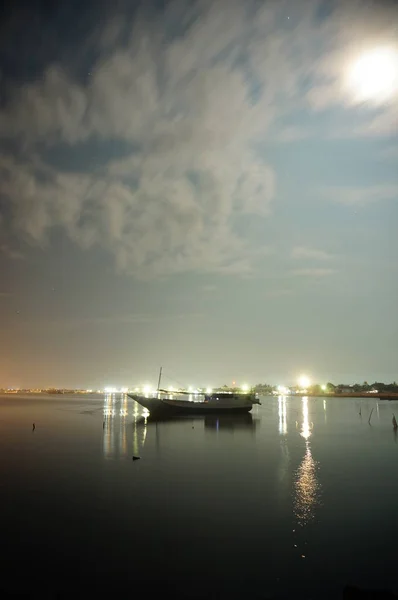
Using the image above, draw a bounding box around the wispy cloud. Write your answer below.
[291,246,335,261]
[272,126,312,143]
[322,184,398,206]
[328,107,398,139]
[292,268,336,277]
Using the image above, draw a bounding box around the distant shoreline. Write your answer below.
[282,392,398,400]
[0,391,102,396]
[1,391,398,400]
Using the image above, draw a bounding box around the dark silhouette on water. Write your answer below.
[142,412,256,430]
[132,456,140,461]
[32,423,35,431]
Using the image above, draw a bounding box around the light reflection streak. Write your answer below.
[293,397,321,526]
[120,393,128,418]
[119,395,128,456]
[142,422,147,445]
[103,393,132,459]
[300,397,311,440]
[278,396,287,435]
[103,408,114,459]
[133,420,147,457]
[119,419,127,456]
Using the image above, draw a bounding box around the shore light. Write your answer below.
[298,375,311,389]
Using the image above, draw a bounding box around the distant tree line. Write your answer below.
[325,382,398,394]
[248,381,398,394]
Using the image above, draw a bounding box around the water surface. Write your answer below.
[1,393,398,599]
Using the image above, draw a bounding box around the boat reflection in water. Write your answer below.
[204,413,257,434]
[142,412,258,434]
[293,397,321,526]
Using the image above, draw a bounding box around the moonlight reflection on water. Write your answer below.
[294,397,321,526]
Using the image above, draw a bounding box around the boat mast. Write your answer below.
[157,366,163,391]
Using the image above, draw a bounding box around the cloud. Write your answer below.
[291,246,334,261]
[354,108,397,138]
[272,126,312,143]
[0,0,397,277]
[327,106,398,139]
[0,1,280,278]
[292,268,336,277]
[0,148,273,278]
[322,184,398,206]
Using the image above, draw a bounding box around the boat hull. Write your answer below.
[128,394,257,415]
[161,403,252,415]
[128,394,165,413]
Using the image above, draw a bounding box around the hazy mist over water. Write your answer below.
[1,393,398,599]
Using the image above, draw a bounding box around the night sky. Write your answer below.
[1,0,397,389]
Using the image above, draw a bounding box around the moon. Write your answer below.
[347,47,398,103]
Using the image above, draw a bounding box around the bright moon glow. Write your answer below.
[347,47,398,102]
[298,375,311,389]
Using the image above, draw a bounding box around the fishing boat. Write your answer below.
[128,368,261,415]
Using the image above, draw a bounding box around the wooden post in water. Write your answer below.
[393,414,397,431]
[368,407,374,425]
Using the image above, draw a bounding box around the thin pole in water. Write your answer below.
[368,407,374,425]
[393,414,397,431]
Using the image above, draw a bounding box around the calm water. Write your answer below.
[1,394,398,599]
